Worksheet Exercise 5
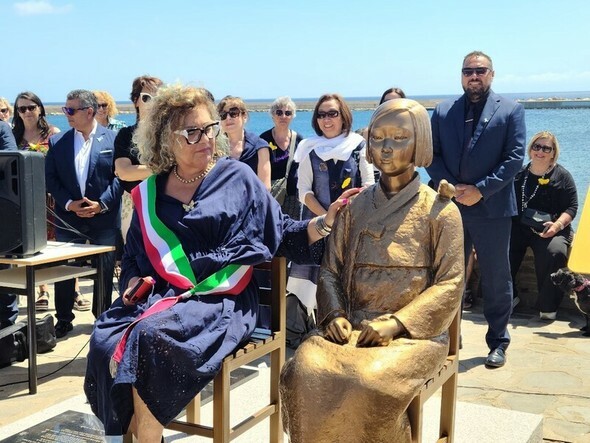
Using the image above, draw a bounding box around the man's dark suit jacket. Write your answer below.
[0,121,16,150]
[45,124,122,232]
[427,90,526,220]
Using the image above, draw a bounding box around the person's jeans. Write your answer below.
[55,228,117,323]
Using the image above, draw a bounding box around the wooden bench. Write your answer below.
[158,257,287,442]
[407,308,460,443]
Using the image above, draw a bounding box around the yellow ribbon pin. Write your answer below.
[341,177,351,189]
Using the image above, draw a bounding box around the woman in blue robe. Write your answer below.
[84,85,351,441]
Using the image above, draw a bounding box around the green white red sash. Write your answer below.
[111,175,253,375]
[130,175,252,293]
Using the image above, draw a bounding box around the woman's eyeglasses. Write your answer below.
[275,109,293,117]
[175,122,220,144]
[17,105,38,114]
[219,107,243,121]
[139,93,152,103]
[531,143,554,153]
[97,103,108,109]
[62,106,91,116]
[0,108,8,113]
[317,110,340,119]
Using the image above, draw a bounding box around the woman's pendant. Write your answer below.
[182,200,196,212]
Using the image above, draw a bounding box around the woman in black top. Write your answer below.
[510,131,578,319]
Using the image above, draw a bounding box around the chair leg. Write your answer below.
[213,364,231,443]
[269,347,285,443]
[186,393,201,424]
[439,372,458,443]
[407,394,424,443]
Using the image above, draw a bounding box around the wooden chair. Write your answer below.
[407,308,461,443]
[160,257,287,442]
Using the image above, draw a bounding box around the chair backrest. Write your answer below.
[254,257,287,335]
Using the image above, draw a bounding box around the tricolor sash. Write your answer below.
[110,175,253,375]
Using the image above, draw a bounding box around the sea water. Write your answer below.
[46,107,589,230]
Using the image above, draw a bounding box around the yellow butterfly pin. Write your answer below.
[269,142,278,151]
[538,178,550,185]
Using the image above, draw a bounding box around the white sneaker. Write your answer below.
[540,311,557,320]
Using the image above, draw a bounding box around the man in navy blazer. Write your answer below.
[426,51,526,368]
[0,121,18,329]
[46,89,122,337]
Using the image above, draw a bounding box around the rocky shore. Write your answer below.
[42,97,590,115]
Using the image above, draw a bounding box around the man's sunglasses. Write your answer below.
[139,93,152,103]
[219,107,243,121]
[275,109,293,117]
[461,67,491,77]
[17,105,38,113]
[175,122,220,144]
[62,106,91,116]
[97,103,108,109]
[317,110,340,119]
[531,143,554,153]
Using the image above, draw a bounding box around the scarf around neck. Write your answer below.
[293,132,364,163]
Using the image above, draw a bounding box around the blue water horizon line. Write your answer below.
[42,90,590,106]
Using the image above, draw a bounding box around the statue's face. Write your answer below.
[368,110,415,176]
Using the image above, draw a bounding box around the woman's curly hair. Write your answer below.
[133,84,227,174]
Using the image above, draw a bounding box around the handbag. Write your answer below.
[270,131,298,205]
[521,207,552,231]
[18,313,57,354]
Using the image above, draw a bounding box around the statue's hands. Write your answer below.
[324,317,353,344]
[357,318,403,347]
[325,188,362,227]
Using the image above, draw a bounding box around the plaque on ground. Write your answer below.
[0,410,104,442]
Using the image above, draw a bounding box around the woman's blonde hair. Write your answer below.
[367,98,433,167]
[527,131,560,163]
[134,84,227,174]
[93,91,119,119]
[0,97,12,118]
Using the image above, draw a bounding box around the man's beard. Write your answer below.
[463,81,490,102]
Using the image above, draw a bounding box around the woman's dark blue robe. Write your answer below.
[84,158,317,435]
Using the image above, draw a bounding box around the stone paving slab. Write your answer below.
[1,282,590,442]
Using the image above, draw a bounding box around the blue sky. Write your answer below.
[1,0,589,103]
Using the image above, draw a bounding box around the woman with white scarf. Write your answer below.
[287,93,374,326]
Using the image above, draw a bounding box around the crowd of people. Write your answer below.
[0,49,581,442]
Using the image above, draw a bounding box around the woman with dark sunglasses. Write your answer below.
[0,97,12,123]
[93,90,126,131]
[510,131,578,320]
[217,95,271,190]
[12,91,61,311]
[260,96,304,219]
[287,93,374,323]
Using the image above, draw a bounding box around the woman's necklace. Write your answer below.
[173,163,213,184]
[521,163,553,209]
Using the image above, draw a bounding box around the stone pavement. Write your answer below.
[1,279,589,442]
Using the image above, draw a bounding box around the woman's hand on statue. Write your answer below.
[325,317,353,344]
[357,318,402,347]
[324,188,363,227]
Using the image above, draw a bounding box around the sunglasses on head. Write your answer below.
[531,143,554,153]
[461,67,491,77]
[317,110,340,119]
[274,109,293,117]
[0,108,8,113]
[17,105,38,113]
[174,122,220,145]
[62,106,91,116]
[219,107,243,120]
[139,93,153,103]
[97,103,108,109]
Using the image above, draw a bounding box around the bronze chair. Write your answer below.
[407,308,460,443]
[161,257,287,443]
